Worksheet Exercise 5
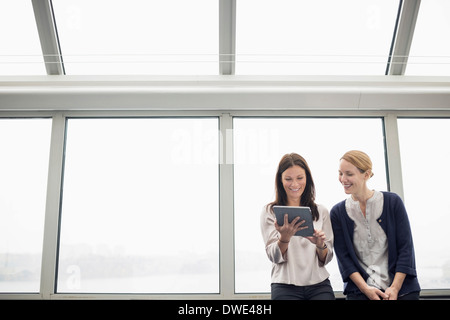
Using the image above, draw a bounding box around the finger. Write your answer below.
[291,216,301,225]
[305,235,319,245]
[274,219,281,229]
[295,222,307,230]
[313,230,326,239]
[376,289,389,300]
[283,213,289,225]
[296,226,308,233]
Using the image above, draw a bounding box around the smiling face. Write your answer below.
[281,165,307,206]
[338,159,368,195]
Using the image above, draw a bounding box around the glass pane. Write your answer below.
[0,0,46,75]
[406,0,450,75]
[57,118,219,293]
[52,0,218,75]
[398,118,450,289]
[236,0,399,75]
[233,117,387,293]
[0,119,52,293]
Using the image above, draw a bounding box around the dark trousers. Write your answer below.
[271,279,335,300]
[346,291,420,300]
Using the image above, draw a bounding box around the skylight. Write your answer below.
[235,0,400,75]
[0,0,46,75]
[2,0,450,76]
[51,0,219,75]
[405,0,450,75]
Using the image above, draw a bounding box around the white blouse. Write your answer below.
[260,203,334,286]
[345,190,391,290]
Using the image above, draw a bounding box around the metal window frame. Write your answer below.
[1,76,450,299]
[2,0,450,300]
[387,0,421,75]
[31,0,423,76]
[31,0,64,75]
[219,0,236,75]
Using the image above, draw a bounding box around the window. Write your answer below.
[57,118,219,293]
[233,117,387,293]
[235,0,399,75]
[0,0,46,75]
[6,0,450,76]
[0,118,52,292]
[406,0,450,75]
[51,0,219,75]
[398,118,450,289]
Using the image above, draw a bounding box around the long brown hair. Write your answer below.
[267,153,319,221]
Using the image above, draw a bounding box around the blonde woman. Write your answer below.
[330,150,420,300]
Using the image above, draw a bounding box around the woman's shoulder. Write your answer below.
[330,199,347,212]
[380,190,401,199]
[261,203,274,216]
[316,203,331,217]
[380,191,404,205]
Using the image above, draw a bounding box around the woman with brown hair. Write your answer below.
[260,153,335,300]
[330,150,421,300]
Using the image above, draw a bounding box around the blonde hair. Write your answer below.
[341,150,374,178]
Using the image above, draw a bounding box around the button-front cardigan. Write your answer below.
[330,191,421,296]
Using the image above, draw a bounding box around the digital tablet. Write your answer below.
[273,205,314,237]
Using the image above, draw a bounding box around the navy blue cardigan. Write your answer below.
[330,191,421,296]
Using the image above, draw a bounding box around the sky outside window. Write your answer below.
[406,0,450,75]
[51,0,219,75]
[0,118,52,293]
[57,118,220,293]
[235,0,399,75]
[233,117,387,293]
[0,0,46,75]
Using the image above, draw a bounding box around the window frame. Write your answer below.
[0,116,52,293]
[55,116,221,294]
[232,115,389,294]
[1,77,450,299]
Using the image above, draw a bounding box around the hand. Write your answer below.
[274,213,307,242]
[384,286,399,300]
[361,286,389,300]
[306,229,326,248]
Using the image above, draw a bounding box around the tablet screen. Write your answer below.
[273,205,314,237]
